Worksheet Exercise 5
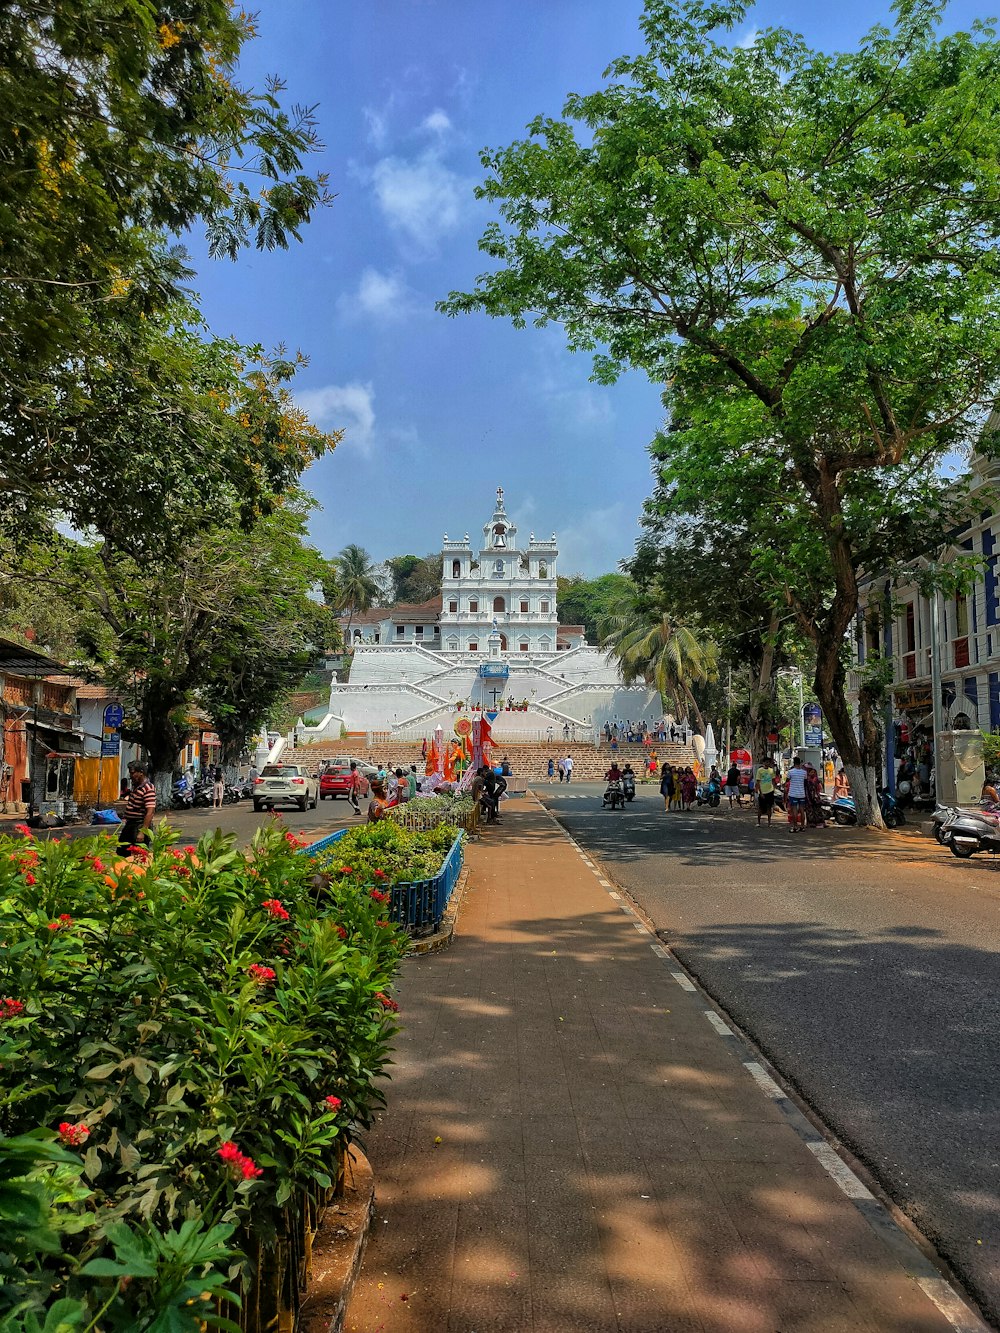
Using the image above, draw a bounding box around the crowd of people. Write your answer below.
[601,718,691,745]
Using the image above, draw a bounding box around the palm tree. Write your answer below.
[333,544,384,647]
[600,589,718,734]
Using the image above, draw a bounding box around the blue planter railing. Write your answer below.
[305,829,463,936]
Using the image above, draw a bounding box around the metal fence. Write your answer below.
[306,829,463,936]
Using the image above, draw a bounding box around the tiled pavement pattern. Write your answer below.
[344,798,970,1333]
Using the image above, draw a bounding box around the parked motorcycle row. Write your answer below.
[170,777,252,810]
[931,801,1000,859]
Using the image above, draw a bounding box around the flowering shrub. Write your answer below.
[312,819,461,891]
[0,822,406,1331]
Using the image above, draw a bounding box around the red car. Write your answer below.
[319,764,368,801]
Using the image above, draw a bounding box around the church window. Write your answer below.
[447,636,458,650]
[469,599,478,613]
[520,599,528,613]
[538,562,547,578]
[469,641,478,652]
[452,559,461,578]
[540,600,549,613]
[519,640,529,652]
[448,600,457,613]
[493,596,506,613]
[395,625,404,638]
[415,625,423,637]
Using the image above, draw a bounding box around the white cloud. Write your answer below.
[338,267,408,322]
[736,26,760,48]
[420,108,452,137]
[363,103,391,149]
[370,149,466,250]
[295,382,376,456]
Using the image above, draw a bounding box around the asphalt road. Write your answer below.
[537,780,1000,1329]
[1,794,362,848]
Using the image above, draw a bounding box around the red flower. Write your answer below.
[87,856,106,872]
[376,919,390,929]
[129,845,150,861]
[261,898,290,921]
[48,915,73,931]
[370,889,389,904]
[183,845,196,854]
[336,925,348,940]
[175,864,191,878]
[13,823,33,838]
[324,1095,343,1110]
[23,873,36,886]
[373,869,387,879]
[375,992,399,1013]
[58,1122,90,1147]
[247,963,276,986]
[218,1140,263,1180]
[1,997,25,1020]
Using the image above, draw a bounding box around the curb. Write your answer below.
[299,1146,375,1333]
[406,862,470,955]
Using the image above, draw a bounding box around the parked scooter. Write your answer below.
[696,776,722,808]
[222,783,243,804]
[602,779,625,811]
[830,789,904,828]
[932,801,1000,847]
[622,771,636,802]
[946,807,1000,858]
[170,778,194,810]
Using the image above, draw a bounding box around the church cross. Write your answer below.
[488,684,504,708]
[496,486,504,506]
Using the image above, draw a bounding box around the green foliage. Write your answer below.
[313,821,461,886]
[0,821,406,1326]
[441,0,1000,809]
[333,545,387,644]
[386,554,443,605]
[556,573,632,642]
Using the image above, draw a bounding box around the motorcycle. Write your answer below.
[192,780,214,808]
[696,777,722,808]
[946,807,1000,858]
[170,779,194,811]
[222,783,243,804]
[622,772,636,802]
[830,789,904,828]
[602,779,625,811]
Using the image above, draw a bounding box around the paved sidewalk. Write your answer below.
[344,798,971,1333]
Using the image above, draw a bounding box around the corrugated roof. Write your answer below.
[0,637,68,675]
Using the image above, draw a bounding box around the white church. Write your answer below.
[298,489,657,743]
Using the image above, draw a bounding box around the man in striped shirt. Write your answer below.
[119,760,156,855]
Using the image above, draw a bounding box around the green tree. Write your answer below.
[0,1,329,376]
[335,544,385,646]
[8,498,331,799]
[556,572,633,643]
[386,553,443,604]
[442,0,1000,824]
[599,589,718,733]
[1,298,339,552]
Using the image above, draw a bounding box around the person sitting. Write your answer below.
[834,769,850,800]
[981,777,1000,805]
[605,762,622,783]
[367,779,392,822]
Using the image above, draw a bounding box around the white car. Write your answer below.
[252,763,319,813]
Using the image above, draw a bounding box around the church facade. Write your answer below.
[299,490,655,742]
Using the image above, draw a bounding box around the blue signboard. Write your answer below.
[803,702,823,747]
[478,662,509,679]
[100,736,120,757]
[103,703,124,729]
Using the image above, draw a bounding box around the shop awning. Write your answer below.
[27,721,84,754]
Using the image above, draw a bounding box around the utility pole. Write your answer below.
[797,669,806,750]
[726,664,732,759]
[930,587,944,791]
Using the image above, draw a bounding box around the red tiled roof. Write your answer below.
[44,674,115,700]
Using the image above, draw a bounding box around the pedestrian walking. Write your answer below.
[754,761,775,827]
[547,757,555,783]
[659,763,674,812]
[725,761,742,807]
[564,753,574,784]
[118,760,156,855]
[680,766,697,810]
[784,757,808,832]
[212,764,225,809]
[347,761,364,816]
[557,756,566,783]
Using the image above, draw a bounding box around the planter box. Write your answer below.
[307,830,463,937]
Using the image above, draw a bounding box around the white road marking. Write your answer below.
[743,1061,785,1100]
[916,1277,989,1331]
[597,878,611,887]
[806,1142,874,1200]
[704,1010,733,1035]
[651,944,669,959]
[607,891,621,900]
[633,921,650,934]
[669,971,695,991]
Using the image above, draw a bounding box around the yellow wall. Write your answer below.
[74,756,120,806]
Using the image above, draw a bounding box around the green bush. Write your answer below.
[0,820,407,1329]
[312,820,461,887]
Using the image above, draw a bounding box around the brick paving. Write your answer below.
[344,798,961,1332]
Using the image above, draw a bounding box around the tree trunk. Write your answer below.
[153,770,173,809]
[813,641,883,829]
[747,613,779,761]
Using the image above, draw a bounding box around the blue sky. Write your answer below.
[186,0,986,578]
